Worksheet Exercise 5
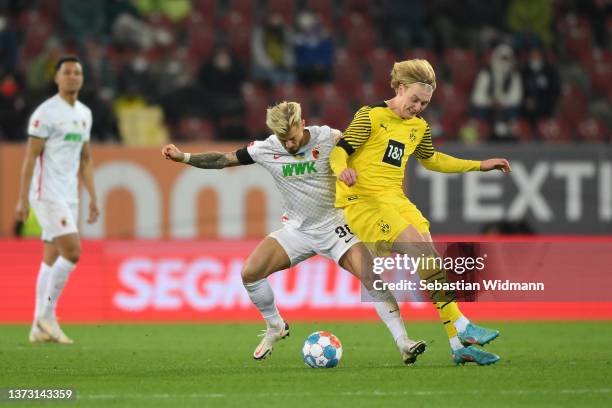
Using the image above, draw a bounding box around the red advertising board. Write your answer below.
[2,239,611,323]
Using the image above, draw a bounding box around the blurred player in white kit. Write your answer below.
[15,56,99,344]
[162,101,427,365]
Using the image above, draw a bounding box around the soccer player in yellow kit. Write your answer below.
[329,59,512,365]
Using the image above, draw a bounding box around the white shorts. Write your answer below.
[269,222,360,266]
[30,199,79,241]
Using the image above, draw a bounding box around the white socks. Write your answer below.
[448,316,471,350]
[368,289,408,345]
[244,279,284,329]
[41,257,76,320]
[34,262,53,320]
[453,315,470,334]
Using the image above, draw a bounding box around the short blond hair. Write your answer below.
[266,101,302,138]
[390,59,436,91]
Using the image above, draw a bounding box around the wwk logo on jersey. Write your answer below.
[282,161,317,177]
[63,132,83,142]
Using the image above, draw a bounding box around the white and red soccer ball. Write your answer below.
[302,331,343,368]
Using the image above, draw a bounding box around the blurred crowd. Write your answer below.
[0,0,610,144]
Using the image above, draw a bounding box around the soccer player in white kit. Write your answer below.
[15,56,99,344]
[162,101,426,365]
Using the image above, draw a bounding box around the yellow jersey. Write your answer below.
[331,102,480,208]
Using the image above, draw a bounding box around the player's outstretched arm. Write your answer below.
[480,158,512,173]
[161,144,241,169]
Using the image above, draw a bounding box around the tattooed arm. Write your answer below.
[161,144,243,169]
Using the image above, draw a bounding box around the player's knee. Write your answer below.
[61,245,81,263]
[241,260,265,284]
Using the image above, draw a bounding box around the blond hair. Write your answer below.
[266,101,302,138]
[390,59,437,91]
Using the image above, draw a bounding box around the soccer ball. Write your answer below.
[301,331,343,368]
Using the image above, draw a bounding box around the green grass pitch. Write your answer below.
[1,322,611,407]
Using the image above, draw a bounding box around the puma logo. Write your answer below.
[380,123,388,131]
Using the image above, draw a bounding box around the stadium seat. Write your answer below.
[192,0,218,16]
[228,29,253,64]
[178,118,216,141]
[230,0,254,16]
[187,24,216,60]
[587,50,611,97]
[267,0,296,24]
[558,86,587,128]
[319,102,352,132]
[404,48,439,68]
[219,10,252,32]
[304,0,334,16]
[558,14,592,61]
[576,118,609,143]
[245,95,270,137]
[344,0,371,13]
[367,48,397,86]
[537,118,572,142]
[353,83,378,106]
[509,119,535,142]
[311,83,340,106]
[271,84,311,118]
[333,66,363,100]
[443,48,479,93]
[272,83,307,104]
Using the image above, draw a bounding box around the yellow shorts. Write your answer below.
[342,194,430,253]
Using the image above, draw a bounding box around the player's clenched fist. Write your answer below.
[338,168,358,187]
[161,144,185,162]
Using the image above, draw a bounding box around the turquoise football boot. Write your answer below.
[458,323,499,346]
[452,345,500,366]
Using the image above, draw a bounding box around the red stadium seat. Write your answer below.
[219,10,252,32]
[228,29,252,64]
[367,48,396,86]
[588,50,612,97]
[537,118,572,142]
[443,48,479,93]
[333,65,363,99]
[344,0,371,13]
[404,48,438,68]
[271,84,310,118]
[558,14,592,61]
[576,118,609,143]
[558,86,587,128]
[353,83,378,106]
[187,24,216,60]
[184,11,213,29]
[245,96,270,137]
[21,23,53,60]
[230,0,254,16]
[272,83,307,104]
[319,102,352,131]
[434,83,467,110]
[304,0,334,16]
[347,27,377,60]
[192,0,218,17]
[311,83,340,106]
[509,119,535,142]
[178,118,216,141]
[267,0,296,24]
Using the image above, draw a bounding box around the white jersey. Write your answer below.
[246,125,346,231]
[27,94,92,204]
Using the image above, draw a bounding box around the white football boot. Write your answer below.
[36,317,74,344]
[29,324,52,343]
[253,322,290,360]
[397,335,427,365]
